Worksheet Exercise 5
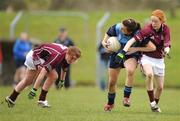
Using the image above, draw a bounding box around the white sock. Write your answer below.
[150,101,156,107]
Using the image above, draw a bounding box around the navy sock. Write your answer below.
[108,93,116,105]
[124,86,132,98]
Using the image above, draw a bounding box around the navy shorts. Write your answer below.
[15,59,25,68]
[109,52,140,69]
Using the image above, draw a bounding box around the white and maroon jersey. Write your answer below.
[33,43,69,72]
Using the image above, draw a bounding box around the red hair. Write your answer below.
[151,9,166,23]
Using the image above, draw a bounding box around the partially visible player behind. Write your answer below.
[5,43,81,108]
[13,32,32,87]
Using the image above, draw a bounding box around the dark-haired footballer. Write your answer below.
[102,18,156,111]
[5,43,81,108]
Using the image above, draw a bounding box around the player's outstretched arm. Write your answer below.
[57,68,67,89]
[127,41,156,54]
[123,38,136,52]
[28,67,47,99]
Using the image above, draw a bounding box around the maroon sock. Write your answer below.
[147,90,155,102]
[9,89,20,102]
[155,98,159,104]
[39,89,48,101]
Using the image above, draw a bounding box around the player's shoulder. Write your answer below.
[112,23,121,29]
[162,24,170,32]
[15,39,21,44]
[52,43,68,50]
[140,24,153,35]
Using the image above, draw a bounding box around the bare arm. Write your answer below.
[123,38,136,52]
[33,67,47,89]
[55,68,67,89]
[60,68,67,81]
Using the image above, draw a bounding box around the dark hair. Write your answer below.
[59,27,66,32]
[122,19,141,33]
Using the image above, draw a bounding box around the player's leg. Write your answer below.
[143,64,154,99]
[38,69,58,108]
[13,68,21,87]
[153,63,165,105]
[154,75,164,104]
[13,60,23,87]
[19,66,26,81]
[104,68,120,111]
[123,58,137,107]
[143,64,161,112]
[5,69,38,108]
[142,64,155,103]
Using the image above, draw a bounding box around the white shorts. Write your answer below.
[24,50,36,70]
[140,55,165,76]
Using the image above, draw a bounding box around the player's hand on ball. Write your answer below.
[115,50,126,64]
[102,41,112,53]
[57,80,64,89]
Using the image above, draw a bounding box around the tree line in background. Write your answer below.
[0,0,179,17]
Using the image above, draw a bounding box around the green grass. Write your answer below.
[0,86,180,121]
[0,10,180,87]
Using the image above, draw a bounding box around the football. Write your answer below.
[107,37,121,52]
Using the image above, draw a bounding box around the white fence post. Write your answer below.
[9,11,23,38]
[96,12,110,88]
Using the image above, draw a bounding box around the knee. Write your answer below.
[22,78,33,86]
[146,72,154,80]
[157,86,163,92]
[49,72,58,81]
[108,79,116,88]
[127,69,135,77]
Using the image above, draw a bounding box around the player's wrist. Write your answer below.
[117,50,126,58]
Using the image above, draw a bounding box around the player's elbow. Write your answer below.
[148,43,156,51]
[151,45,156,51]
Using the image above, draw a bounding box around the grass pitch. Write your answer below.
[0,86,179,121]
[1,10,180,87]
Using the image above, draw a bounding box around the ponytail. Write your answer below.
[122,19,141,34]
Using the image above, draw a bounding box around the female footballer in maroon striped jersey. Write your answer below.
[5,43,81,108]
[119,9,170,112]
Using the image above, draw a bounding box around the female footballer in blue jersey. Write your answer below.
[102,19,156,111]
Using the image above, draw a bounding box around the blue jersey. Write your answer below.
[13,39,32,61]
[106,23,150,68]
[107,23,135,47]
[106,23,149,49]
[115,23,133,45]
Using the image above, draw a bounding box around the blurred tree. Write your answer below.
[24,0,50,10]
[0,0,27,11]
[168,0,178,18]
[0,0,8,10]
[146,0,178,18]
[49,0,66,10]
